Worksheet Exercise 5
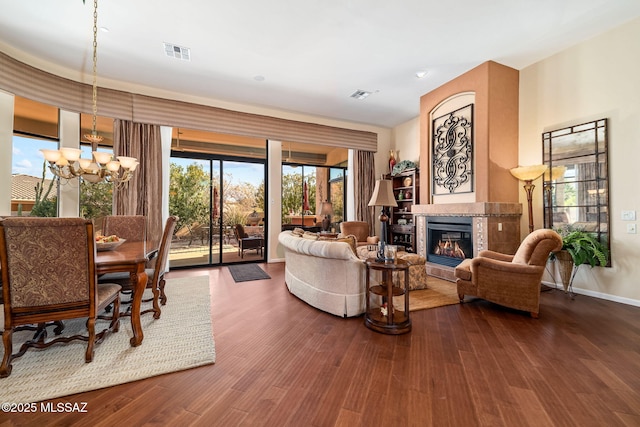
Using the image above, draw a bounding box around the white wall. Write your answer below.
[0,90,13,216]
[519,16,640,305]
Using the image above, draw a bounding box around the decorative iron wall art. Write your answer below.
[432,104,474,195]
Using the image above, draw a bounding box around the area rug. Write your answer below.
[228,263,271,282]
[408,276,460,311]
[0,275,215,403]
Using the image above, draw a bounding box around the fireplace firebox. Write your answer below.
[427,217,473,267]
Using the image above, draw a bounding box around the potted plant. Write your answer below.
[552,225,609,291]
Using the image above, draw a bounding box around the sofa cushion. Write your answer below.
[302,231,319,240]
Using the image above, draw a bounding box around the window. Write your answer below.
[282,164,346,231]
[12,96,60,217]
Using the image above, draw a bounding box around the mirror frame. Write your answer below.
[542,118,610,261]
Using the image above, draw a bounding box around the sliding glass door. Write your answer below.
[169,153,265,268]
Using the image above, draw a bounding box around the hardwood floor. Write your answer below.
[3,263,640,426]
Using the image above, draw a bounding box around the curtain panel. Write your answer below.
[353,150,375,233]
[113,119,163,247]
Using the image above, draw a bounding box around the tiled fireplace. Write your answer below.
[413,203,522,281]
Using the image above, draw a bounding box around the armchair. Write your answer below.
[339,221,380,247]
[454,229,562,318]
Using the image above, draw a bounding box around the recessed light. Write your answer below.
[254,75,265,82]
[415,70,429,79]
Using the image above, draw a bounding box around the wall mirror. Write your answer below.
[542,118,610,257]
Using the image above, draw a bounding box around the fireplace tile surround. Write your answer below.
[413,202,522,281]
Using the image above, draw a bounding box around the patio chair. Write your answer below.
[235,224,263,258]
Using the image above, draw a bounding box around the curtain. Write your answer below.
[113,119,163,247]
[353,150,376,232]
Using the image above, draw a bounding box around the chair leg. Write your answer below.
[85,318,96,363]
[159,277,167,305]
[111,296,121,333]
[0,329,13,378]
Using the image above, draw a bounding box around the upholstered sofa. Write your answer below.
[279,230,430,317]
[278,230,366,317]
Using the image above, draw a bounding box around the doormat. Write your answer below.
[228,264,271,282]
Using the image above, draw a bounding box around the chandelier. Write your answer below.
[40,0,138,185]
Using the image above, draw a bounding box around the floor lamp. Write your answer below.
[510,165,548,233]
[368,177,398,261]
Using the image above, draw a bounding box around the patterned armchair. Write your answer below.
[454,229,563,318]
[0,217,121,378]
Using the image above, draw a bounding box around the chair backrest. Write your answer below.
[0,217,96,320]
[340,221,370,243]
[512,229,563,266]
[103,215,147,242]
[235,224,248,239]
[151,216,179,284]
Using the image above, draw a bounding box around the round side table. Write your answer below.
[364,258,411,334]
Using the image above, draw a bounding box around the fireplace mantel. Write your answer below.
[413,202,522,281]
[413,202,521,217]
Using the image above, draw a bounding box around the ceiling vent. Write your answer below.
[164,43,191,61]
[350,90,372,100]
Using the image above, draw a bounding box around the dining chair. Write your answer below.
[101,215,149,301]
[98,215,178,319]
[0,217,121,378]
[102,215,147,242]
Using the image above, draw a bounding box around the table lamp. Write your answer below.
[320,201,334,232]
[368,176,398,261]
[510,164,548,233]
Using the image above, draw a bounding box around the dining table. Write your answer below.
[95,240,157,347]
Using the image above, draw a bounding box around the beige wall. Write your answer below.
[392,118,420,167]
[519,16,640,304]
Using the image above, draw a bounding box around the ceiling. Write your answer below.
[1,0,640,129]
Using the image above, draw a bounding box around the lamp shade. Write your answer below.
[368,179,398,207]
[320,201,334,216]
[510,164,548,182]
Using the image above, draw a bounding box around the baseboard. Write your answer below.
[541,280,640,307]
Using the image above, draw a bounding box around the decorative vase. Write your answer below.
[555,250,574,292]
[389,150,396,174]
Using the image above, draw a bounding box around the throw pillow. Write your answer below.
[335,234,357,256]
[302,231,319,240]
[292,227,305,237]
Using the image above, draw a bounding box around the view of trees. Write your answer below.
[169,161,264,237]
[80,181,113,219]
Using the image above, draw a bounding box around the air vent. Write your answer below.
[350,90,372,100]
[164,43,191,61]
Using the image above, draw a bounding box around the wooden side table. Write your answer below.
[364,258,411,334]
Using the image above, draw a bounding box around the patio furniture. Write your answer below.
[235,224,263,258]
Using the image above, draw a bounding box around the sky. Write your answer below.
[12,135,56,179]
